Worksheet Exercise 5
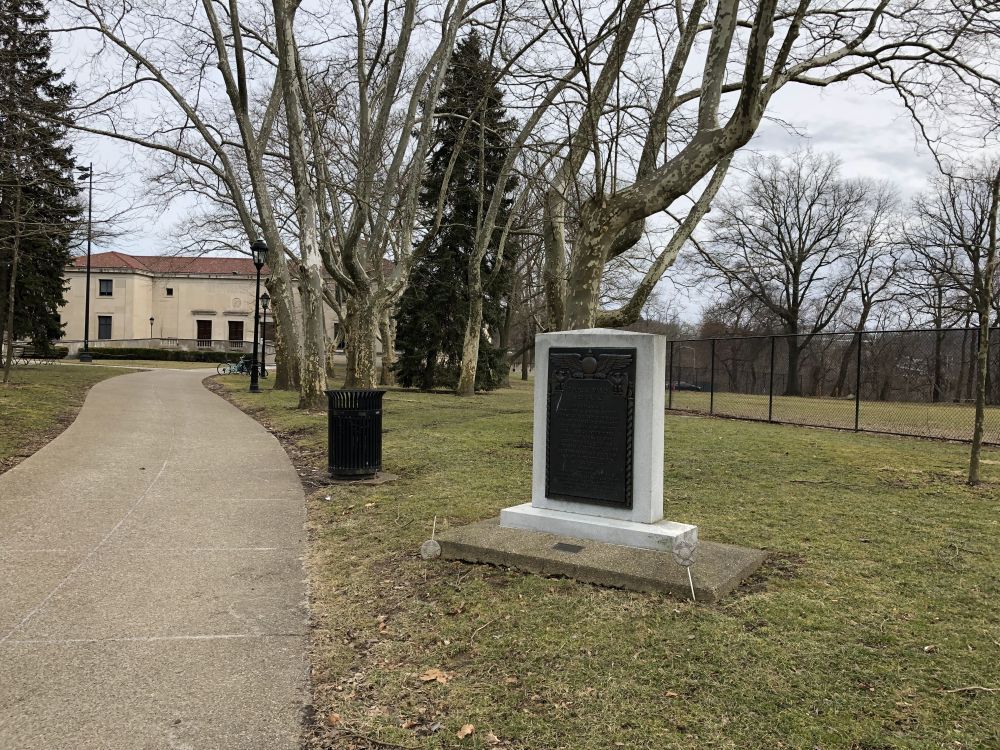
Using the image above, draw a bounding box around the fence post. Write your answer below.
[768,335,775,422]
[709,339,716,415]
[854,331,863,432]
[667,340,674,409]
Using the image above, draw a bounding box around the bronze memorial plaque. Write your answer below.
[545,347,636,507]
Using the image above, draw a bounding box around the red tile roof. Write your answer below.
[71,252,266,276]
[71,251,395,279]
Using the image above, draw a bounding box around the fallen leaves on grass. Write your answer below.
[456,723,475,739]
[418,668,450,684]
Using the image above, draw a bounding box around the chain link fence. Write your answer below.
[667,328,1000,444]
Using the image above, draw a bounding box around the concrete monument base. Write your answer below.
[500,502,697,553]
[438,518,767,602]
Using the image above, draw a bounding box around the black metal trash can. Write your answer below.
[325,389,385,479]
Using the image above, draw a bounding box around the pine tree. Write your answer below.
[0,0,80,375]
[394,32,515,391]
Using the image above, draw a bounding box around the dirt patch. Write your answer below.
[728,551,805,599]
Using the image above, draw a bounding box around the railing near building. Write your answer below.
[666,327,1000,445]
[60,338,274,356]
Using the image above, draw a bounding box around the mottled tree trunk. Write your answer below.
[344,338,358,388]
[378,309,396,386]
[542,190,568,329]
[326,338,338,379]
[267,267,301,391]
[456,261,483,395]
[345,294,379,389]
[564,232,608,330]
[297,266,328,409]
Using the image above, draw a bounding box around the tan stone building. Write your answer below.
[58,252,335,354]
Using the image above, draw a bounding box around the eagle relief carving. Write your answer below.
[549,350,634,395]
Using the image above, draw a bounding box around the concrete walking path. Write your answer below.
[0,368,308,749]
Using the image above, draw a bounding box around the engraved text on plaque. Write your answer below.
[545,347,636,507]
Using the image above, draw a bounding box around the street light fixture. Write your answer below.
[259,291,270,377]
[249,239,267,393]
[76,163,93,361]
[149,316,155,340]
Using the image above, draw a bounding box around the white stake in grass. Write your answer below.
[420,515,441,559]
[671,538,698,602]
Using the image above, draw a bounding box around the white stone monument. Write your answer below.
[500,329,697,552]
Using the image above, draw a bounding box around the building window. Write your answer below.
[228,321,244,341]
[99,279,113,296]
[97,316,112,340]
[196,320,213,345]
[165,287,174,297]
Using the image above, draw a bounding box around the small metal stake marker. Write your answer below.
[672,538,698,602]
[420,515,441,560]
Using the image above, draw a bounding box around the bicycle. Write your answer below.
[217,356,268,377]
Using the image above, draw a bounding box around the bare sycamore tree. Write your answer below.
[54,0,329,403]
[270,0,475,391]
[694,151,873,396]
[56,0,487,402]
[905,163,1000,485]
[450,5,633,394]
[537,0,998,332]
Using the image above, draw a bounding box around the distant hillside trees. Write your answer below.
[693,151,894,396]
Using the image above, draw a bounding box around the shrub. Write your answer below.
[86,347,241,363]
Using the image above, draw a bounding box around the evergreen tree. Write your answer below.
[0,0,80,370]
[394,32,515,390]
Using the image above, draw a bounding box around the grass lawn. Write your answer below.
[670,389,1000,444]
[215,376,999,750]
[0,364,130,474]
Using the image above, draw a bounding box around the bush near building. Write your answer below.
[86,347,241,363]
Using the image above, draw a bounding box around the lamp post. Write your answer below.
[76,163,93,361]
[149,316,155,340]
[259,291,270,377]
[249,239,267,393]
